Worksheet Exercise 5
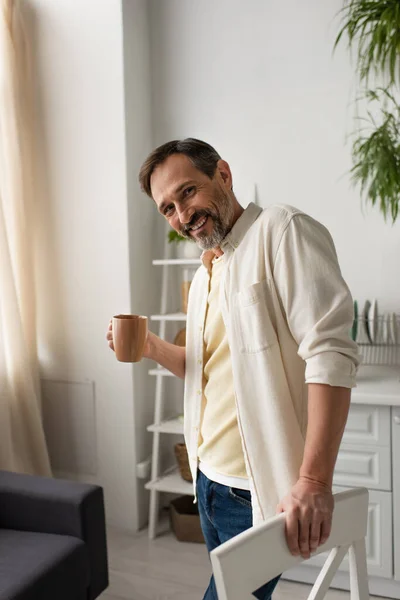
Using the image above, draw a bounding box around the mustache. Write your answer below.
[181,210,213,235]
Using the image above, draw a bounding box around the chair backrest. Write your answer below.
[210,487,370,600]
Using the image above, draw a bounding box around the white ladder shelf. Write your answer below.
[145,228,201,539]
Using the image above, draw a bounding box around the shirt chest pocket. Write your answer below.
[233,279,278,354]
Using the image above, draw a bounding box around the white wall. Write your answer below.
[150,0,400,311]
[121,0,160,529]
[26,0,154,531]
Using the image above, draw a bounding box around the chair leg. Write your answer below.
[349,538,369,600]
[307,545,349,600]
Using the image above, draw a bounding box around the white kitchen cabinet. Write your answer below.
[333,444,391,491]
[341,404,391,445]
[365,489,394,579]
[305,487,393,579]
[334,404,392,491]
[284,368,400,598]
[393,406,400,581]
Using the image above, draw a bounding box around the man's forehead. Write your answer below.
[151,154,202,204]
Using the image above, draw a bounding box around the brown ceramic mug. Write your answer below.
[112,314,148,363]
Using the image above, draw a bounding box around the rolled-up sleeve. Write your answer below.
[273,213,361,388]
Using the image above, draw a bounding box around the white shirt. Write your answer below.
[183,202,360,526]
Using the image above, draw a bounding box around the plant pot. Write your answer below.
[176,242,201,259]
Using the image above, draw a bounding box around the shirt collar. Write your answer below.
[200,202,263,270]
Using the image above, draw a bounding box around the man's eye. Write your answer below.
[183,186,195,198]
[164,205,174,215]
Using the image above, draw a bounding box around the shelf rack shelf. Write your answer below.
[145,468,192,495]
[146,234,200,539]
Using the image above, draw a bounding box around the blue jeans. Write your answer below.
[196,470,281,600]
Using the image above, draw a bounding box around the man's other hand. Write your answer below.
[276,477,334,559]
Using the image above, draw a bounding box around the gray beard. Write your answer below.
[196,217,228,250]
[193,201,235,251]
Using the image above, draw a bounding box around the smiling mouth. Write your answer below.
[189,215,208,235]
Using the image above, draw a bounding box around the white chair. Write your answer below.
[210,487,369,600]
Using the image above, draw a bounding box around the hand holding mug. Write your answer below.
[107,315,148,363]
[106,320,115,351]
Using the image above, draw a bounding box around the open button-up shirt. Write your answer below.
[183,202,360,526]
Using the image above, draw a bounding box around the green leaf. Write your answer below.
[347,86,400,223]
[168,229,186,243]
[334,0,400,85]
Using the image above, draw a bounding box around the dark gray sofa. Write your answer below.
[0,470,109,600]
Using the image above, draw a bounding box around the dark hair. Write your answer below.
[138,138,222,198]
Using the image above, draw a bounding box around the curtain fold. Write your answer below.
[0,0,51,475]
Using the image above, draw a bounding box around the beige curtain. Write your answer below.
[0,0,51,475]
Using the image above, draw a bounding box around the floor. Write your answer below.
[100,512,390,600]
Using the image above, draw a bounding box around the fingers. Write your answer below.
[299,515,330,558]
[280,483,333,560]
[285,510,300,556]
[298,513,312,559]
[106,332,114,349]
[285,510,325,559]
[309,518,323,554]
[107,320,114,351]
[319,516,332,546]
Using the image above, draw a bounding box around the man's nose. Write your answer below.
[178,206,195,227]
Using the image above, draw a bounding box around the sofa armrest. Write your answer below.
[0,470,108,600]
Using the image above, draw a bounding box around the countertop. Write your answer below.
[352,365,400,406]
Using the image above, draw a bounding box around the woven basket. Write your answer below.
[174,443,192,482]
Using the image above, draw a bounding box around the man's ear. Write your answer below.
[216,159,233,191]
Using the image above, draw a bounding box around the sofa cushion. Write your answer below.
[0,529,90,600]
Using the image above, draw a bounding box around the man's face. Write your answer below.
[150,154,235,250]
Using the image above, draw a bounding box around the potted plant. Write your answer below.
[348,88,400,223]
[334,0,400,223]
[168,229,202,259]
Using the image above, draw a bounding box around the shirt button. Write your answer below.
[197,359,202,365]
[197,390,202,395]
[199,325,202,331]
